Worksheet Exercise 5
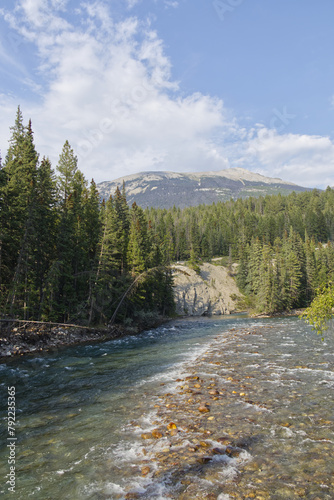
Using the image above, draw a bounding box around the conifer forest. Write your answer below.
[1,108,334,324]
[0,108,174,326]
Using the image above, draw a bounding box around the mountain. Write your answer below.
[97,167,311,209]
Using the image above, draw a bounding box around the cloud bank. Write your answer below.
[0,0,334,188]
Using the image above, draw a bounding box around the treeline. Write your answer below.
[145,187,334,312]
[2,108,334,321]
[236,231,334,312]
[0,108,174,325]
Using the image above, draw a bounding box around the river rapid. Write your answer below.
[0,316,333,499]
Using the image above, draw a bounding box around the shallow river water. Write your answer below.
[0,316,333,499]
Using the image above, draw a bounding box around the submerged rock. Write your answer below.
[151,429,163,439]
[141,433,152,440]
[198,405,210,413]
[141,466,150,476]
[197,456,212,464]
[167,422,177,430]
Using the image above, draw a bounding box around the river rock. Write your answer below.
[141,433,152,440]
[225,445,242,458]
[197,456,212,464]
[212,447,225,455]
[152,429,163,439]
[217,436,232,445]
[141,466,150,476]
[198,405,210,413]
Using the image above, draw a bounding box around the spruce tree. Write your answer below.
[127,202,149,274]
[4,114,39,317]
[54,141,87,321]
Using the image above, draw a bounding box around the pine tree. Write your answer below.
[127,202,149,274]
[245,238,262,296]
[84,179,101,263]
[88,196,116,324]
[53,141,88,321]
[256,244,279,313]
[305,234,317,303]
[236,244,248,291]
[280,232,303,310]
[56,140,79,202]
[33,157,58,318]
[4,114,39,317]
[110,186,130,273]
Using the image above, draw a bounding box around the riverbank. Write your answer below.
[0,308,305,360]
[250,308,305,318]
[0,315,169,360]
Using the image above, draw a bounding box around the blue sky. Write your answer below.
[1,0,334,188]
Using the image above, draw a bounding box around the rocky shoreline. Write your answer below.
[250,308,305,319]
[123,326,259,499]
[120,322,332,499]
[0,316,168,361]
[0,309,304,361]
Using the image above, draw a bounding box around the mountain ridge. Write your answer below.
[97,167,311,209]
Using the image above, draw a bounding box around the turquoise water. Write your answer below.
[0,316,333,499]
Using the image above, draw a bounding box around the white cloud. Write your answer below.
[244,128,334,188]
[0,0,235,182]
[1,0,334,189]
[164,1,179,8]
[126,0,139,9]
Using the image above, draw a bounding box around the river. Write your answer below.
[0,316,333,499]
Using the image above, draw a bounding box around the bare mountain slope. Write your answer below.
[97,167,309,209]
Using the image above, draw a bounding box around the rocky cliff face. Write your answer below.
[172,262,241,316]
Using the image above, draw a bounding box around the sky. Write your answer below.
[1,0,334,188]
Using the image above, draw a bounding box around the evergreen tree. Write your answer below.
[31,157,58,318]
[4,115,39,317]
[127,202,149,274]
[56,140,79,202]
[53,141,87,321]
[110,186,130,273]
[236,244,248,291]
[305,235,317,302]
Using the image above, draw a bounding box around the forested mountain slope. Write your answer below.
[146,187,334,313]
[0,109,175,326]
